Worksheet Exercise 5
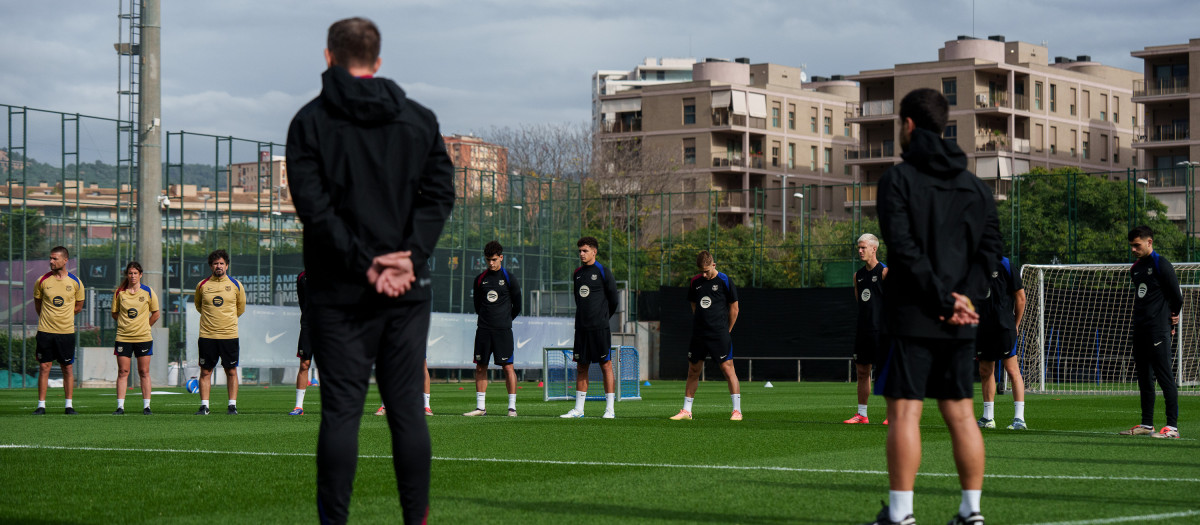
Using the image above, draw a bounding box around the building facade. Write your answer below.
[1131,38,1199,222]
[443,134,509,201]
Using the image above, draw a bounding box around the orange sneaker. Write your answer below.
[843,414,870,424]
[374,406,386,416]
[424,407,434,416]
[730,410,743,421]
[669,409,693,420]
[883,418,889,426]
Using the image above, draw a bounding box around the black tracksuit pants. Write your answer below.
[313,301,431,525]
[1133,329,1178,429]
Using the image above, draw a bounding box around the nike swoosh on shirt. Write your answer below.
[265,332,286,344]
[1154,341,1163,346]
[517,337,533,349]
[428,335,445,346]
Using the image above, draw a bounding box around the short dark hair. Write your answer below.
[696,250,714,269]
[1128,225,1154,242]
[327,17,381,68]
[208,249,230,267]
[484,240,503,258]
[50,246,69,259]
[899,88,949,134]
[577,236,599,251]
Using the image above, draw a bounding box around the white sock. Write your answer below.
[960,489,981,517]
[228,399,237,407]
[1014,401,1025,420]
[889,490,913,521]
[117,398,125,410]
[858,404,868,417]
[476,391,486,411]
[423,393,431,409]
[201,399,210,408]
[731,394,741,412]
[982,402,994,420]
[605,393,615,412]
[574,391,587,413]
[507,394,516,410]
[37,400,46,409]
[683,396,694,412]
[295,388,306,409]
[65,399,73,408]
[143,398,151,409]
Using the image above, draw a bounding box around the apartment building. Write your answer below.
[230,151,287,195]
[1131,38,1199,222]
[443,134,510,200]
[593,58,859,234]
[848,35,1143,210]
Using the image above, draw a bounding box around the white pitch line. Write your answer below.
[3,444,1199,484]
[1026,509,1200,524]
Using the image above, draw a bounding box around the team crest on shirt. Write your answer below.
[499,279,505,286]
[860,289,871,302]
[1147,268,1153,275]
[700,296,712,309]
[579,285,591,297]
[66,285,73,291]
[138,296,145,302]
[1138,283,1148,298]
[991,271,999,278]
[213,296,224,307]
[871,275,878,282]
[53,296,64,307]
[486,291,499,303]
[127,308,138,319]
[591,274,597,281]
[711,284,718,291]
[225,285,231,291]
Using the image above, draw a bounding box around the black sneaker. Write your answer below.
[195,405,210,415]
[227,405,238,415]
[865,502,915,525]
[112,408,125,415]
[948,512,984,525]
[32,407,46,415]
[143,408,153,415]
[64,407,78,415]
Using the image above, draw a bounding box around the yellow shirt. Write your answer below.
[194,275,246,339]
[113,284,159,343]
[34,272,84,334]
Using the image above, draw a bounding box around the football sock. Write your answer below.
[117,398,125,410]
[37,400,46,409]
[295,389,306,409]
[201,400,210,408]
[605,393,615,412]
[960,489,981,517]
[982,402,994,420]
[731,394,741,412]
[1014,401,1025,420]
[228,400,237,407]
[683,397,694,412]
[476,392,486,411]
[857,404,868,417]
[64,399,73,408]
[574,392,587,413]
[507,394,516,410]
[423,393,431,409]
[143,399,151,409]
[889,490,913,522]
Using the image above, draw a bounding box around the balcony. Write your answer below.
[710,154,766,170]
[1134,123,1190,144]
[602,114,642,134]
[1133,78,1189,99]
[845,142,895,162]
[975,92,1008,109]
[710,111,764,129]
[844,185,879,206]
[847,100,894,122]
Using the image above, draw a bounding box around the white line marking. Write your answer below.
[1,444,1198,484]
[1026,509,1200,524]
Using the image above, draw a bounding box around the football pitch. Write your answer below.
[0,381,1196,524]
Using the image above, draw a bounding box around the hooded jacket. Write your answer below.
[287,66,455,306]
[877,127,1003,340]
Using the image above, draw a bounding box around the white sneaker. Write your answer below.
[560,408,584,418]
[602,410,615,419]
[462,409,487,417]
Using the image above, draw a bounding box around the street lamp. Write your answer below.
[1136,177,1148,210]
[793,192,805,242]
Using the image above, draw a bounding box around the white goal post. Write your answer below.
[1016,264,1199,395]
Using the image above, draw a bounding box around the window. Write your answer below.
[771,141,781,167]
[1050,126,1057,154]
[810,145,817,170]
[1100,94,1108,121]
[943,121,957,140]
[942,78,957,105]
[1070,129,1077,157]
[1081,90,1090,119]
[844,165,851,176]
[683,138,696,165]
[823,109,833,135]
[683,98,696,125]
[1069,88,1077,116]
[1034,82,1043,110]
[1100,133,1108,160]
[1034,123,1044,152]
[772,102,781,128]
[844,122,851,137]
[1113,97,1119,123]
[1049,84,1057,112]
[656,71,665,81]
[824,147,832,173]
[810,107,818,132]
[1082,132,1089,159]
[1114,137,1120,163]
[788,104,796,130]
[787,143,795,169]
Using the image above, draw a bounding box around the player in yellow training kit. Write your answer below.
[193,249,246,415]
[111,261,160,415]
[32,246,85,415]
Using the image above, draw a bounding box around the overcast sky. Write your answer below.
[0,0,1196,164]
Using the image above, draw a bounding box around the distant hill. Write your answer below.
[2,149,227,190]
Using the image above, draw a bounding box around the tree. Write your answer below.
[0,209,48,259]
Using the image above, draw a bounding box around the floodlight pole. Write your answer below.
[136,0,164,378]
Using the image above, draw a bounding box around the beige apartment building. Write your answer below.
[594,58,859,234]
[848,36,1143,211]
[1131,38,1199,223]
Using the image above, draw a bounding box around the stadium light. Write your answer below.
[793,192,805,242]
[1136,178,1148,209]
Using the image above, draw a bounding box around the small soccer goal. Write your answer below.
[1015,263,1200,395]
[543,346,641,401]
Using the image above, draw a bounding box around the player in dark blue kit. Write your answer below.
[464,241,522,417]
[1119,226,1183,439]
[290,270,317,415]
[669,250,741,421]
[561,236,620,419]
[845,233,888,425]
[975,255,1027,430]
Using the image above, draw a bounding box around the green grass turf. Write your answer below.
[0,380,1196,524]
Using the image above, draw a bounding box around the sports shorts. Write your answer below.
[572,327,611,365]
[688,333,733,363]
[35,332,75,365]
[297,324,312,361]
[975,327,1015,362]
[854,330,890,366]
[114,340,153,358]
[474,328,514,366]
[875,336,974,400]
[198,337,239,370]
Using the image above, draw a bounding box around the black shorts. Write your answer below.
[688,334,733,363]
[297,324,313,361]
[573,327,611,365]
[35,332,75,365]
[975,328,1015,362]
[114,340,153,358]
[854,330,890,366]
[474,328,514,366]
[875,336,974,400]
[198,337,239,369]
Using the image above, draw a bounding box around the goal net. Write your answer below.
[543,346,641,401]
[1016,263,1200,395]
